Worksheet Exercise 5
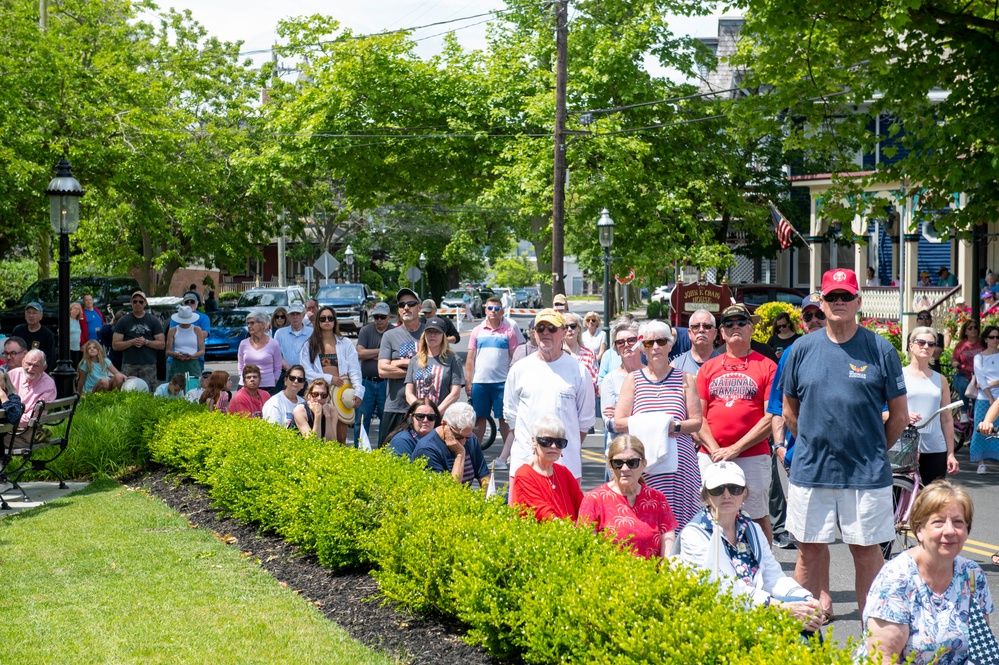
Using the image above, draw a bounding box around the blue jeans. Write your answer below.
[355,377,387,443]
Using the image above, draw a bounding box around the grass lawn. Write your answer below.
[0,479,395,665]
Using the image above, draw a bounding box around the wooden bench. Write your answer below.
[0,395,79,510]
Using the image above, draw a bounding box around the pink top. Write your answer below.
[511,463,584,522]
[228,387,264,418]
[578,483,678,558]
[10,368,57,427]
[953,340,984,379]
[238,337,283,388]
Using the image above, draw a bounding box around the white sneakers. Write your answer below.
[978,463,988,475]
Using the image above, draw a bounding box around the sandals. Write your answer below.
[991,551,999,566]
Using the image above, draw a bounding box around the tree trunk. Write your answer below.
[139,227,153,293]
[156,256,183,296]
[37,230,51,280]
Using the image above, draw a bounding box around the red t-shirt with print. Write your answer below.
[696,350,776,457]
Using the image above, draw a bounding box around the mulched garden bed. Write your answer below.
[128,468,506,665]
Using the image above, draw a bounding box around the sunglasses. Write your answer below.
[131,299,145,304]
[287,375,305,384]
[615,337,639,347]
[373,315,388,320]
[689,323,715,331]
[413,413,435,421]
[722,319,750,329]
[776,323,789,330]
[486,305,502,311]
[823,292,859,303]
[565,323,579,330]
[3,350,24,357]
[536,324,561,334]
[399,301,420,309]
[310,392,328,399]
[535,436,569,449]
[988,335,999,341]
[802,311,826,323]
[916,315,932,321]
[274,314,286,319]
[911,339,938,348]
[448,426,468,442]
[319,315,336,322]
[609,458,642,470]
[707,484,746,497]
[642,338,670,348]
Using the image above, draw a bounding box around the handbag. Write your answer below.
[967,570,999,664]
[967,375,979,399]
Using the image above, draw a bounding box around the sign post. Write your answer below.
[405,266,422,294]
[313,251,339,288]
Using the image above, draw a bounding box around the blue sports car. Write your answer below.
[205,309,249,359]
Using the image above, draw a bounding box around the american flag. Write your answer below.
[771,205,795,250]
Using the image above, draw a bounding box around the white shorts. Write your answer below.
[786,484,894,546]
[697,452,771,520]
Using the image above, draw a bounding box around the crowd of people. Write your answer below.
[2,270,997,662]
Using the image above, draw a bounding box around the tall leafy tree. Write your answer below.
[728,0,999,227]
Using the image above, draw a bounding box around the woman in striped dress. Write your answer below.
[614,320,703,529]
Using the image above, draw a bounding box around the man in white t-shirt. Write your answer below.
[262,365,307,427]
[503,308,595,485]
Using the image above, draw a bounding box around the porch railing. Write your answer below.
[859,286,962,321]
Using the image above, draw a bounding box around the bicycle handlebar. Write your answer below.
[911,400,964,430]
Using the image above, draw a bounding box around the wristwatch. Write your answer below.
[672,420,682,435]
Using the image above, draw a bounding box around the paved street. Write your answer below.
[205,300,999,646]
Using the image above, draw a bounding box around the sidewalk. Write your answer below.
[0,481,89,517]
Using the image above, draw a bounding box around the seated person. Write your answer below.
[186,369,213,404]
[859,481,993,665]
[292,378,336,441]
[410,402,490,488]
[510,415,584,521]
[78,339,127,394]
[153,373,187,398]
[578,434,677,559]
[228,364,265,418]
[385,398,440,457]
[678,461,822,632]
[9,349,57,427]
[262,365,307,428]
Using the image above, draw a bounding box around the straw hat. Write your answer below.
[333,383,356,424]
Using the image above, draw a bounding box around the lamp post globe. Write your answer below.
[596,209,615,338]
[45,156,84,397]
[344,244,354,282]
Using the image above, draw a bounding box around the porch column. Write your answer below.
[807,236,824,292]
[902,194,921,343]
[957,234,974,308]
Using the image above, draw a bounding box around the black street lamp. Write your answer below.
[344,244,354,283]
[419,252,427,299]
[597,208,615,340]
[45,156,84,397]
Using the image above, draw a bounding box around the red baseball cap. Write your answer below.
[821,268,859,296]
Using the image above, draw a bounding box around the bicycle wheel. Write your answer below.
[882,477,917,559]
[480,415,497,450]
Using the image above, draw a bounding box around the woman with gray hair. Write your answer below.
[904,326,958,484]
[613,319,703,530]
[411,402,491,488]
[510,415,584,521]
[238,309,284,396]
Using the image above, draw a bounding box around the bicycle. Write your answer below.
[949,384,974,454]
[465,394,497,450]
[883,400,963,559]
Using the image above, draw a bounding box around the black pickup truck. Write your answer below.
[0,276,141,337]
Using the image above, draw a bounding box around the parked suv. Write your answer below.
[314,283,376,333]
[441,289,483,318]
[731,284,806,311]
[235,286,307,317]
[0,276,140,336]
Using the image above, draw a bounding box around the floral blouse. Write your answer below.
[860,553,994,665]
[699,510,759,590]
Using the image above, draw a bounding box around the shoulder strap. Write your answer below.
[970,566,976,595]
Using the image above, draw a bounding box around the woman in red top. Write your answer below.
[578,434,678,559]
[510,416,584,521]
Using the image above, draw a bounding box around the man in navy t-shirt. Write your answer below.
[779,268,908,619]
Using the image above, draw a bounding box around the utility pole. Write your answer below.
[550,0,568,301]
[40,0,47,30]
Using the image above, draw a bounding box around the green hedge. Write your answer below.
[135,400,862,664]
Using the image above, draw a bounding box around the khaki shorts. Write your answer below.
[697,452,771,520]
[786,483,894,546]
